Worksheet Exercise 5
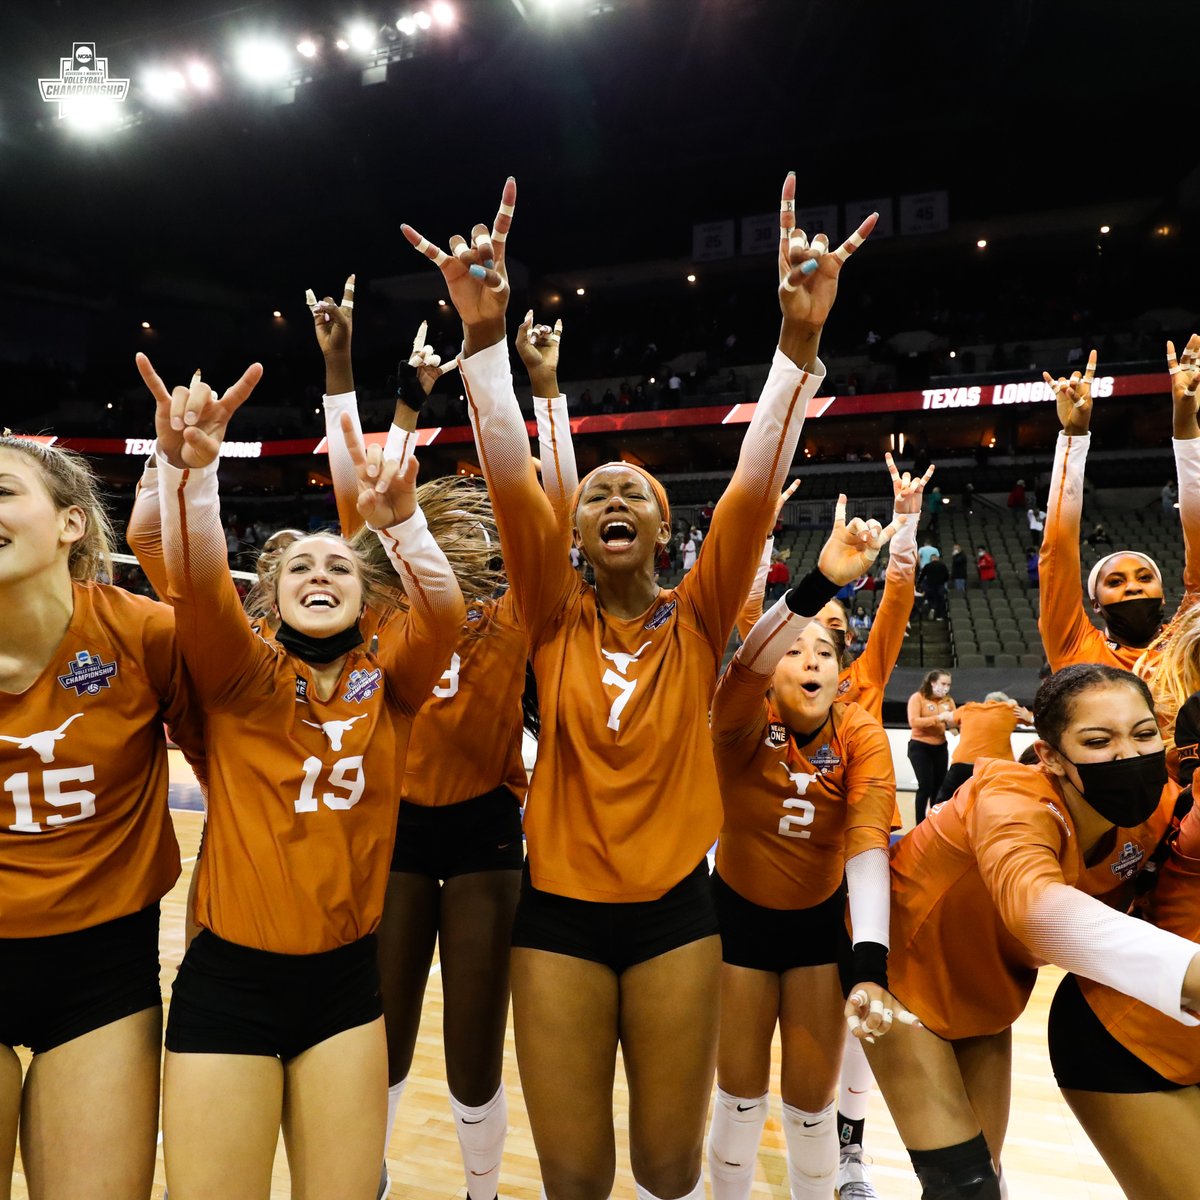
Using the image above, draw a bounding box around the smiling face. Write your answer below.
[275,535,364,637]
[573,465,670,572]
[0,449,85,588]
[1036,682,1162,787]
[770,621,841,730]
[1092,555,1163,609]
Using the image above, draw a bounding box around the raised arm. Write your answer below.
[685,176,878,649]
[385,318,462,469]
[1168,337,1200,595]
[736,478,800,640]
[125,452,170,600]
[135,353,268,709]
[337,415,466,714]
[1038,351,1098,669]
[516,311,579,522]
[402,179,575,641]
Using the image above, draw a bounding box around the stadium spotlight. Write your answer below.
[106,403,113,410]
[437,298,447,307]
[432,1,456,26]
[235,38,293,84]
[976,238,987,249]
[297,38,318,58]
[272,310,282,318]
[143,67,186,103]
[576,287,586,296]
[61,97,123,133]
[141,321,151,329]
[1099,224,1111,234]
[186,60,214,89]
[397,15,418,34]
[949,350,956,358]
[336,38,350,49]
[415,10,433,29]
[347,22,377,52]
[686,273,696,283]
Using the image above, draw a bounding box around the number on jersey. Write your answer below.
[778,761,816,839]
[4,767,97,833]
[295,756,365,812]
[433,652,461,699]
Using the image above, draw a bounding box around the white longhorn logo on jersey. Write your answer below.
[303,715,366,752]
[0,713,85,764]
[600,641,652,677]
[779,762,817,795]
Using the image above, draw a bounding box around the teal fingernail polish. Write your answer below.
[469,264,486,280]
[800,259,819,276]
[485,259,495,269]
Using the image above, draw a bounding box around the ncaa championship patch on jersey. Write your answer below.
[810,743,841,774]
[343,667,382,704]
[836,677,852,695]
[644,599,677,631]
[1110,840,1145,880]
[57,650,118,696]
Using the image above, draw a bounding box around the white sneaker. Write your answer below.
[837,1144,880,1199]
[376,1161,391,1200]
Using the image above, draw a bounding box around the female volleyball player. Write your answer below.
[906,669,957,823]
[0,434,203,1200]
[1048,795,1200,1200]
[707,501,903,1200]
[310,286,576,1200]
[1039,344,1200,677]
[933,692,1033,804]
[402,173,877,1200]
[865,664,1200,1200]
[134,353,465,1200]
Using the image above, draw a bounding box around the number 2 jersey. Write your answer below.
[149,452,464,954]
[460,338,821,902]
[0,581,203,938]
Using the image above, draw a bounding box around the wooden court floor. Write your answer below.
[10,764,1127,1199]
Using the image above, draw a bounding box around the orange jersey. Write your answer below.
[461,339,821,901]
[0,582,203,937]
[157,453,463,954]
[888,759,1176,1039]
[712,673,894,910]
[400,589,528,807]
[1040,433,1200,675]
[951,701,1020,764]
[908,692,956,745]
[1079,804,1200,1085]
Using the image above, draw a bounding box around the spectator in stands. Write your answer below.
[699,499,716,530]
[1085,522,1112,547]
[1027,545,1040,589]
[580,387,595,413]
[976,544,997,589]
[668,371,683,399]
[951,542,969,592]
[601,386,617,413]
[1028,503,1046,540]
[850,604,872,636]
[918,536,940,570]
[925,483,943,533]
[1008,478,1027,511]
[689,523,704,549]
[906,670,957,823]
[618,381,633,410]
[765,553,790,602]
[569,544,582,572]
[682,530,698,572]
[962,481,976,515]
[917,550,950,620]
[1163,478,1179,516]
[933,691,1034,803]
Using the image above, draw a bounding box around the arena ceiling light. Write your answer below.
[234,37,293,85]
[396,15,418,34]
[142,67,187,104]
[414,10,433,29]
[296,38,318,58]
[61,97,123,134]
[432,2,456,27]
[346,22,377,52]
[186,60,215,90]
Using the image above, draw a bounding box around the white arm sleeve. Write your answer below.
[373,506,461,628]
[845,847,891,949]
[322,390,363,511]
[1022,883,1200,1025]
[885,509,917,582]
[384,422,418,473]
[533,394,579,511]
[737,589,822,675]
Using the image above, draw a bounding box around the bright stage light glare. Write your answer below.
[976,238,987,249]
[143,67,186,103]
[347,22,376,51]
[187,60,214,89]
[431,1,455,26]
[397,15,417,34]
[234,38,293,85]
[415,10,433,29]
[296,38,318,58]
[61,97,122,133]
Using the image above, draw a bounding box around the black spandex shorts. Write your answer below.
[712,870,847,974]
[0,904,161,1054]
[166,930,382,1060]
[1048,972,1188,1094]
[390,785,524,879]
[511,859,719,973]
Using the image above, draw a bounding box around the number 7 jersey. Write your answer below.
[0,582,203,937]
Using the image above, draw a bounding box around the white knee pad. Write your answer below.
[781,1098,837,1200]
[449,1084,507,1200]
[706,1087,770,1200]
[634,1174,704,1200]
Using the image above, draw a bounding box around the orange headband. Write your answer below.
[570,462,671,530]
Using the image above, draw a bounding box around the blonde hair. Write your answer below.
[1143,596,1200,752]
[0,435,115,582]
[244,475,503,620]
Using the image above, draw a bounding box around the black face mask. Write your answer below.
[276,619,364,665]
[1100,597,1165,648]
[1068,749,1167,827]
